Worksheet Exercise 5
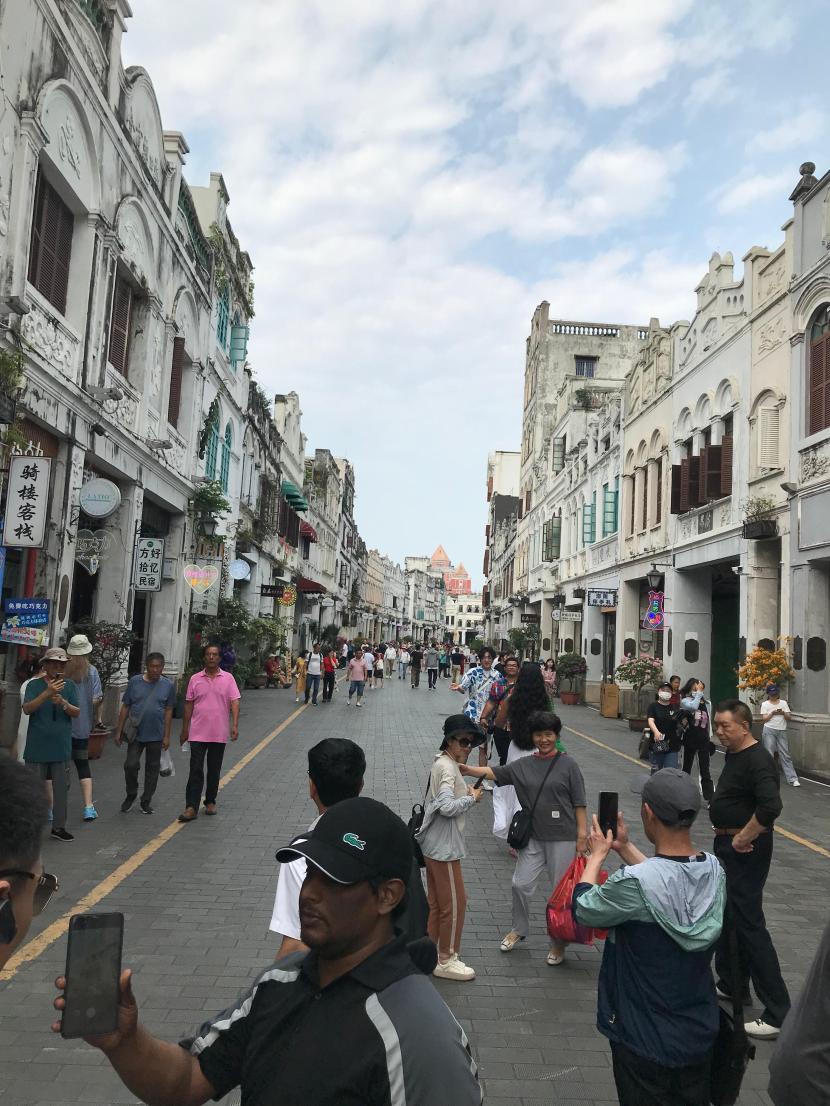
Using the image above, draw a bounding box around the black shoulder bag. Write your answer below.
[710,911,756,1105]
[407,774,432,868]
[507,754,560,851]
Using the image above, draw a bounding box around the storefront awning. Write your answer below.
[299,521,318,542]
[296,576,326,594]
[282,480,309,512]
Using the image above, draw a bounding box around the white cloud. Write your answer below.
[750,107,824,155]
[713,171,792,215]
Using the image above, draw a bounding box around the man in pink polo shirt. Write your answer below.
[178,644,241,823]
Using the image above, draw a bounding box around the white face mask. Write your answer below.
[658,691,672,703]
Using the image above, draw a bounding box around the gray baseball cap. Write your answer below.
[630,768,701,827]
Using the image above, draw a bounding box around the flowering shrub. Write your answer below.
[737,643,795,703]
[615,653,664,691]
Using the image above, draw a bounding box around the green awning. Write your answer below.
[282,480,309,512]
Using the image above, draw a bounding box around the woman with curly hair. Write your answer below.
[491,661,553,840]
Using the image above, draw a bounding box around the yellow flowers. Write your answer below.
[737,643,795,692]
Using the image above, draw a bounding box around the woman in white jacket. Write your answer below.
[415,714,483,981]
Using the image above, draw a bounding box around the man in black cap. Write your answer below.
[573,769,725,1106]
[52,797,481,1106]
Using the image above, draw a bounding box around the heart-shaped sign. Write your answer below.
[75,530,114,576]
[183,563,221,594]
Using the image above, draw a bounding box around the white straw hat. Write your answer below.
[66,634,93,656]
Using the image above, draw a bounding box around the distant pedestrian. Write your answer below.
[384,643,397,678]
[293,652,307,703]
[711,699,790,1039]
[373,656,384,690]
[439,646,449,678]
[339,640,348,668]
[450,646,463,685]
[114,653,176,815]
[479,655,520,766]
[454,646,501,787]
[574,770,725,1106]
[410,644,424,688]
[464,710,587,965]
[760,684,799,787]
[22,646,80,842]
[347,648,368,707]
[398,646,410,680]
[646,683,682,772]
[424,642,440,690]
[321,649,337,702]
[363,648,375,691]
[668,673,681,707]
[220,642,237,672]
[415,714,484,981]
[679,677,714,800]
[305,644,323,705]
[64,635,103,822]
[178,645,241,823]
[542,658,557,701]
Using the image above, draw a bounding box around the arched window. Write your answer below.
[808,305,830,435]
[216,288,229,349]
[750,391,781,476]
[204,406,220,480]
[220,422,233,494]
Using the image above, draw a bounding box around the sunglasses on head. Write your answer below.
[0,870,58,916]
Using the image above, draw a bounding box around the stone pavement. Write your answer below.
[1,672,828,1105]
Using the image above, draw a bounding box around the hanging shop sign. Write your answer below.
[2,456,51,549]
[4,598,50,626]
[78,477,122,519]
[562,608,583,623]
[642,590,667,630]
[278,583,298,606]
[260,583,285,598]
[134,538,165,592]
[75,529,114,576]
[587,588,617,607]
[229,558,251,581]
[185,560,222,617]
[520,613,541,623]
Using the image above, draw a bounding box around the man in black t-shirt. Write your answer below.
[710,699,789,1042]
[409,646,424,688]
[52,799,481,1106]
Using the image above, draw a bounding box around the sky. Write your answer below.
[123,1,826,586]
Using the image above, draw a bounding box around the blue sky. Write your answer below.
[124,1,825,585]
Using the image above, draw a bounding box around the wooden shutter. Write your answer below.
[688,455,701,508]
[670,464,683,514]
[549,516,561,559]
[287,508,300,547]
[277,495,288,537]
[167,336,185,428]
[758,407,780,469]
[108,277,133,376]
[641,467,649,530]
[27,172,73,315]
[679,458,690,512]
[808,335,828,435]
[655,459,662,522]
[700,444,722,500]
[720,435,734,496]
[483,549,489,574]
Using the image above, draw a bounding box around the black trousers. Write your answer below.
[124,740,162,802]
[411,666,421,687]
[492,727,511,765]
[185,742,226,809]
[713,832,790,1027]
[611,1043,711,1106]
[682,730,714,800]
[427,668,438,688]
[322,672,335,701]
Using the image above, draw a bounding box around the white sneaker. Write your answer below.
[433,956,475,981]
[745,1018,780,1040]
[791,780,801,787]
[357,701,363,708]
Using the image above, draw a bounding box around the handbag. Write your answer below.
[710,913,756,1105]
[122,680,162,744]
[546,855,609,945]
[638,728,651,760]
[507,753,560,850]
[407,775,431,868]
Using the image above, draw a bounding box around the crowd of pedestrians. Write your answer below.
[5,632,822,1106]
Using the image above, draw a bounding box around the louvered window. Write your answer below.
[654,459,662,522]
[216,290,229,349]
[603,480,619,535]
[758,406,780,469]
[220,423,232,493]
[27,171,73,315]
[641,466,649,530]
[808,306,830,435]
[167,337,185,429]
[542,517,561,560]
[204,410,220,480]
[720,431,734,497]
[108,276,134,377]
[582,500,595,545]
[552,437,566,472]
[670,464,682,514]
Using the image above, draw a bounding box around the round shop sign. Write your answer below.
[278,584,297,606]
[79,478,122,519]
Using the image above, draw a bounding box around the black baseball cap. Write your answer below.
[276,797,413,885]
[443,714,485,745]
[630,768,701,827]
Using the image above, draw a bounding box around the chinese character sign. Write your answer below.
[642,590,666,630]
[1,457,51,548]
[134,538,165,592]
[4,598,50,625]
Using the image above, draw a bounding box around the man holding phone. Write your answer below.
[22,646,81,842]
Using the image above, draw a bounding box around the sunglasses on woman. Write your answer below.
[455,737,475,748]
[0,870,58,916]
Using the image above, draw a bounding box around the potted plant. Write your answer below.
[614,653,664,729]
[737,641,795,708]
[741,495,778,540]
[556,652,587,704]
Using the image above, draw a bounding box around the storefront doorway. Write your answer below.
[710,567,739,706]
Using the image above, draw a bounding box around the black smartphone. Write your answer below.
[61,913,124,1039]
[473,776,486,789]
[598,792,619,839]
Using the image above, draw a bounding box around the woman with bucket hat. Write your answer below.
[415,714,484,981]
[64,634,103,821]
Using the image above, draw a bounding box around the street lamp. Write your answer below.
[646,563,669,590]
[200,512,219,539]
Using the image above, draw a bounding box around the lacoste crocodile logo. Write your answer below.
[343,832,366,850]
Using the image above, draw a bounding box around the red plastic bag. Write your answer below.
[546,855,609,946]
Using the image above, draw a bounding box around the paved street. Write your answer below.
[1,675,828,1105]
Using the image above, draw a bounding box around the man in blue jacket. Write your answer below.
[573,769,725,1106]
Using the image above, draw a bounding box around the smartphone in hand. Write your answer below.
[61,913,124,1039]
[598,792,619,839]
[473,776,486,789]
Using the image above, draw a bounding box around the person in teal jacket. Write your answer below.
[23,646,80,842]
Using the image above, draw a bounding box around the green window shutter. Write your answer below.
[550,516,561,558]
[220,423,232,493]
[603,482,619,535]
[582,502,595,545]
[552,437,566,473]
[230,322,249,368]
